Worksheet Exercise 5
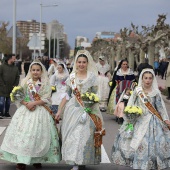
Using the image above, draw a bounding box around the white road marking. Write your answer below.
[0,127,6,135]
[101,144,111,163]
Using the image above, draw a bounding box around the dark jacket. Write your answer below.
[0,62,20,97]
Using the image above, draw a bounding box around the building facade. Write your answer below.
[16,20,46,39]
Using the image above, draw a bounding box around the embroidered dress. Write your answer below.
[0,80,61,165]
[61,71,103,165]
[111,69,170,170]
[107,68,135,114]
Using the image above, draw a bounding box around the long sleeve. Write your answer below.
[14,69,20,86]
[50,74,56,86]
[0,65,5,86]
[155,93,169,121]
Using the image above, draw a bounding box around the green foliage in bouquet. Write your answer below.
[124,105,143,138]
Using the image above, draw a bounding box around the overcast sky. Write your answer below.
[0,0,170,49]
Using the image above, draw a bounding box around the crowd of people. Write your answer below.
[0,50,170,170]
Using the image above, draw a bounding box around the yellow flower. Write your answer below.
[138,108,142,114]
[89,96,93,100]
[130,91,133,95]
[51,86,55,91]
[109,81,113,86]
[124,106,131,112]
[91,93,95,96]
[94,96,99,102]
[132,107,138,113]
[85,93,89,97]
[12,86,17,93]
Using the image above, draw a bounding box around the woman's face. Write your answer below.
[76,56,88,72]
[57,65,64,73]
[99,59,105,66]
[142,73,153,89]
[30,64,42,80]
[121,61,128,70]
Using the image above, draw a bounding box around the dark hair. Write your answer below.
[142,71,154,79]
[31,63,42,71]
[58,63,64,69]
[117,59,128,70]
[137,63,153,77]
[77,54,88,62]
[4,54,15,62]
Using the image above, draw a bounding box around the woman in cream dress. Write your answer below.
[55,50,105,170]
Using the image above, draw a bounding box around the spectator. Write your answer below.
[0,54,20,118]
[23,56,31,77]
[154,58,160,76]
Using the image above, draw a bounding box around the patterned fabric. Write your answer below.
[62,71,103,165]
[107,68,135,114]
[111,90,170,170]
[0,83,61,164]
[116,80,133,103]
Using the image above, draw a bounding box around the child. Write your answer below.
[113,87,131,124]
[50,63,69,114]
[0,61,61,170]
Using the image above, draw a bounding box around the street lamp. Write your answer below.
[40,1,58,57]
[13,0,16,54]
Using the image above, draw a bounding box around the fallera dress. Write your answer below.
[111,88,170,170]
[0,81,61,165]
[61,71,103,165]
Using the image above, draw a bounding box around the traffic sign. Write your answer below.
[7,26,23,38]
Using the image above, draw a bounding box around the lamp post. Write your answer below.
[40,1,58,57]
[13,0,16,54]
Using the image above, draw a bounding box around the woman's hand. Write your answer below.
[164,120,170,126]
[55,112,60,122]
[25,102,36,111]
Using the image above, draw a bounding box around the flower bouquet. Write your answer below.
[79,92,99,124]
[10,86,25,102]
[51,86,56,93]
[81,92,99,114]
[124,105,142,138]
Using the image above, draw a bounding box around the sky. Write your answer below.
[0,0,170,49]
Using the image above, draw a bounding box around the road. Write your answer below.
[0,75,170,170]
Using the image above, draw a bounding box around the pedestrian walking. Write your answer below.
[0,60,61,170]
[0,54,20,118]
[154,58,160,76]
[55,50,105,170]
[50,63,69,113]
[107,59,136,116]
[111,68,170,169]
[96,55,111,112]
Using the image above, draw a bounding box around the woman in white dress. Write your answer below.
[0,61,61,170]
[55,50,105,170]
[96,55,111,112]
[50,63,69,113]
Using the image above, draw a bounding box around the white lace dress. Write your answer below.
[61,71,103,165]
[0,82,61,165]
